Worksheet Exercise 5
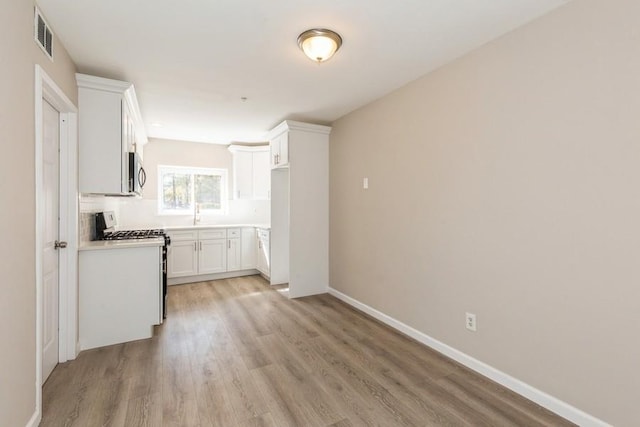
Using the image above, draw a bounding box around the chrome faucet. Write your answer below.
[193,202,201,225]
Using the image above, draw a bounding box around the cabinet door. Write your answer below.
[278,133,289,166]
[122,100,131,152]
[270,136,279,168]
[168,240,198,278]
[252,151,271,199]
[199,239,227,274]
[227,238,241,272]
[256,232,270,276]
[233,150,254,199]
[270,133,289,169]
[241,228,257,269]
[78,88,125,194]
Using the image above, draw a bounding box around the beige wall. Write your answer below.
[330,0,639,425]
[0,1,77,425]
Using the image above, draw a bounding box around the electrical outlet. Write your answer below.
[465,312,477,332]
[363,177,369,189]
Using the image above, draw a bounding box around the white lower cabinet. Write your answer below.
[227,228,242,272]
[256,228,270,278]
[167,230,199,278]
[199,239,227,274]
[227,238,241,271]
[167,226,265,283]
[79,244,162,350]
[168,239,198,277]
[241,227,257,269]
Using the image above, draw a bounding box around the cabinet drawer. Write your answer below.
[199,229,227,240]
[257,229,270,240]
[167,230,198,241]
[227,228,241,238]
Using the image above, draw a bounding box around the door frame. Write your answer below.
[34,65,78,421]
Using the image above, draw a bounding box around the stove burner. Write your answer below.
[102,229,167,240]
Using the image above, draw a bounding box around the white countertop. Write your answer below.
[163,223,270,231]
[80,225,271,250]
[79,238,165,251]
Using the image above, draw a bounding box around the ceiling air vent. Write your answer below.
[34,7,53,60]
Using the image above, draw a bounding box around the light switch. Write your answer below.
[363,177,369,189]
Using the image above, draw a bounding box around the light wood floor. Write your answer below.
[42,275,574,426]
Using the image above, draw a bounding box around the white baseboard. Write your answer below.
[328,287,609,427]
[25,409,40,427]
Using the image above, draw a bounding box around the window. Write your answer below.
[158,166,228,214]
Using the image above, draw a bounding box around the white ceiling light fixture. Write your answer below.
[297,28,342,63]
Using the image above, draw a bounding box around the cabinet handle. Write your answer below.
[228,240,231,249]
[194,242,197,251]
[199,241,202,251]
[258,241,262,249]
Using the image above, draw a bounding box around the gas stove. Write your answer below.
[95,211,168,242]
[95,211,170,319]
[102,229,167,240]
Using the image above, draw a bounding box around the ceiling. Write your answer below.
[37,0,569,144]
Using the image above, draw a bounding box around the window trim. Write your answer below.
[157,165,228,215]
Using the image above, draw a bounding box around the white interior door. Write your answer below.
[42,99,60,382]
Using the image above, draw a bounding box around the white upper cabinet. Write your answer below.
[76,73,147,195]
[233,150,254,199]
[252,150,271,199]
[229,144,271,200]
[269,132,289,169]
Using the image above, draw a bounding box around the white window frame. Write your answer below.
[158,165,228,215]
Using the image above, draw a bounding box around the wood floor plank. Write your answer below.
[124,392,162,427]
[86,376,131,426]
[236,412,277,427]
[287,298,480,425]
[439,370,575,427]
[196,379,239,427]
[256,333,346,425]
[42,275,575,427]
[251,363,326,427]
[223,362,270,422]
[209,281,274,370]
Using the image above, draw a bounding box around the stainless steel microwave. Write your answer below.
[128,152,146,195]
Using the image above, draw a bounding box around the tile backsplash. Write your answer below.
[79,212,97,242]
[79,195,120,242]
[78,194,269,237]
